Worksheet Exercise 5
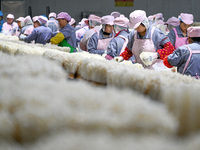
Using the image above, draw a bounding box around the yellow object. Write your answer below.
[50,32,65,45]
[115,0,134,7]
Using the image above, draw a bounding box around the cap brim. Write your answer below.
[57,17,65,20]
[106,22,114,25]
[182,20,193,25]
[129,22,141,29]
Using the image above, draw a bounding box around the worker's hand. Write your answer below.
[114,56,124,62]
[140,52,158,66]
[171,67,177,72]
[19,34,26,40]
[102,53,107,58]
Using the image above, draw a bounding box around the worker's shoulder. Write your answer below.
[186,43,200,50]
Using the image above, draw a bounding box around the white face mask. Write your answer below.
[89,20,101,28]
[102,24,106,32]
[114,25,127,34]
[141,18,150,29]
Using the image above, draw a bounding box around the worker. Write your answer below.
[152,13,168,35]
[69,18,76,28]
[21,16,34,36]
[165,17,180,33]
[152,13,165,26]
[87,15,115,55]
[75,18,88,32]
[16,17,25,36]
[114,10,175,70]
[79,14,101,51]
[32,16,39,23]
[75,18,89,44]
[2,14,18,36]
[20,15,52,44]
[104,15,130,60]
[50,12,77,53]
[16,17,24,29]
[168,13,194,49]
[148,15,155,25]
[163,26,200,79]
[46,12,58,33]
[0,11,5,32]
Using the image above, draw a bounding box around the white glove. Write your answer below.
[102,53,107,58]
[114,56,124,62]
[140,52,158,66]
[19,34,27,40]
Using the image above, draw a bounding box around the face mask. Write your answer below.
[141,18,149,29]
[102,24,106,32]
[89,20,101,28]
[103,31,111,35]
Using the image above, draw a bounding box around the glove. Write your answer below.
[19,34,27,40]
[102,53,107,58]
[105,55,113,60]
[114,56,124,62]
[140,52,158,66]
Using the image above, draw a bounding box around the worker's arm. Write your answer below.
[157,41,175,59]
[87,33,106,55]
[50,32,65,45]
[167,29,176,47]
[119,47,133,60]
[119,30,135,60]
[25,29,37,43]
[163,46,189,68]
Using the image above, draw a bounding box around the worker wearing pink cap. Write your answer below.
[152,13,168,35]
[75,17,90,44]
[20,15,52,44]
[164,26,200,79]
[47,12,58,33]
[2,14,18,36]
[15,17,25,36]
[104,16,130,60]
[165,17,180,33]
[16,17,25,29]
[148,15,155,23]
[84,14,101,29]
[153,13,164,24]
[168,13,194,49]
[50,12,76,52]
[76,14,101,44]
[21,16,34,36]
[75,18,88,31]
[87,15,115,55]
[69,18,76,27]
[32,16,38,23]
[79,14,101,51]
[115,10,175,70]
[18,16,34,37]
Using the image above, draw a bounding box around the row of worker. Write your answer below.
[0,10,199,78]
